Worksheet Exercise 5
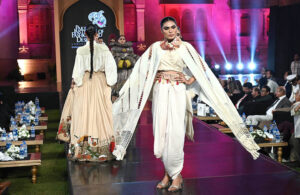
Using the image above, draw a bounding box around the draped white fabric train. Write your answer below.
[112,41,260,160]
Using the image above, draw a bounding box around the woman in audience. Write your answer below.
[110,35,139,96]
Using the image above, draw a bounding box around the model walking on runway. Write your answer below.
[112,17,260,192]
[57,24,117,162]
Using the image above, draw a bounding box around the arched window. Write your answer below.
[124,4,137,41]
[181,9,194,40]
[240,13,250,36]
[28,5,51,44]
[168,9,180,28]
[195,9,207,40]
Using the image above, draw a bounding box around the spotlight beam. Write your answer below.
[196,31,206,60]
[207,19,228,63]
[250,10,259,63]
[233,10,242,63]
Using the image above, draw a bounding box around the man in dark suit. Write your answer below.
[244,86,275,116]
[236,82,253,114]
[246,86,292,126]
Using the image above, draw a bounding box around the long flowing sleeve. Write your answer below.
[112,42,165,160]
[72,42,117,87]
[181,42,260,159]
[72,51,85,87]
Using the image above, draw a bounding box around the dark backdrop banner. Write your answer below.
[268,4,300,77]
[60,0,119,100]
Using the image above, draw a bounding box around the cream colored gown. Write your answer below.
[58,41,117,162]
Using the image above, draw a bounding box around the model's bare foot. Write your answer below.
[156,174,170,189]
[168,175,183,192]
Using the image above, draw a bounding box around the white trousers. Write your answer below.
[246,115,273,126]
[152,81,186,179]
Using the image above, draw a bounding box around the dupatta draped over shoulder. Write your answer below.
[112,41,260,160]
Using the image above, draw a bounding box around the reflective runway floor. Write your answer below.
[68,110,300,195]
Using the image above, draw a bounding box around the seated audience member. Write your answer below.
[228,78,244,104]
[235,82,253,114]
[266,70,279,93]
[227,77,240,94]
[219,79,227,90]
[257,86,275,103]
[251,87,261,100]
[246,86,291,126]
[244,86,274,116]
[287,74,300,103]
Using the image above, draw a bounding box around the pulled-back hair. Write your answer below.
[160,16,177,29]
[85,24,96,79]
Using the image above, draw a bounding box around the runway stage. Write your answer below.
[68,110,300,195]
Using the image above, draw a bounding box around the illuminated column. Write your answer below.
[49,2,55,59]
[0,0,19,78]
[18,1,28,45]
[135,0,145,42]
[54,0,62,88]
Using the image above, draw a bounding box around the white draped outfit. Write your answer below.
[152,49,188,179]
[112,41,260,167]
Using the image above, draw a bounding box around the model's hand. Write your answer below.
[176,73,195,85]
[175,73,188,84]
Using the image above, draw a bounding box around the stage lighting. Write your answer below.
[225,63,232,70]
[248,62,256,70]
[237,63,244,70]
[215,64,220,70]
